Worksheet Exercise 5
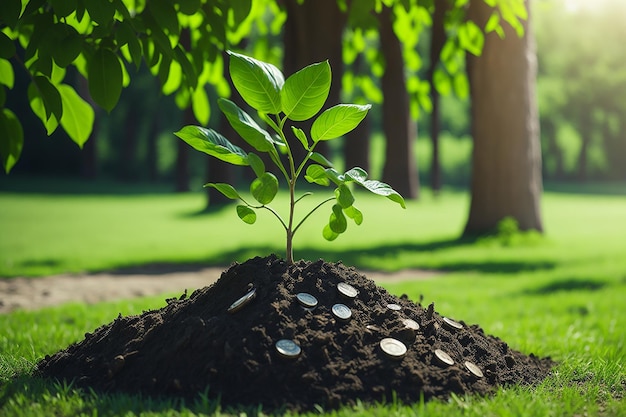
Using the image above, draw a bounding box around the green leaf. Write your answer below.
[178,0,202,15]
[52,26,83,68]
[237,205,257,224]
[335,184,355,209]
[325,167,345,185]
[0,108,23,173]
[83,0,116,24]
[87,48,123,112]
[174,125,249,166]
[304,164,330,186]
[250,172,279,205]
[246,152,265,178]
[50,0,77,18]
[218,98,275,152]
[291,126,309,150]
[58,84,94,149]
[204,183,242,200]
[228,51,284,114]
[147,0,180,36]
[322,224,339,241]
[174,45,197,90]
[345,167,406,208]
[344,205,363,225]
[329,204,347,234]
[28,82,58,135]
[191,84,210,125]
[0,0,22,28]
[230,0,253,25]
[458,20,485,57]
[0,32,16,59]
[33,76,63,122]
[309,152,333,167]
[0,58,14,88]
[281,60,331,121]
[311,104,371,141]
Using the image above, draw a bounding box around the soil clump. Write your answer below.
[36,255,554,412]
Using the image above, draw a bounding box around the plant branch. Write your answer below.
[292,196,335,236]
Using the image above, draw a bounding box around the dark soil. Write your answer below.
[36,255,554,412]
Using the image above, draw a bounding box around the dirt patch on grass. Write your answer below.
[0,264,439,314]
[36,255,554,412]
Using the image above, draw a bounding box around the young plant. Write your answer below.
[175,51,405,264]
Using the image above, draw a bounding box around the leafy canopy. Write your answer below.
[175,52,405,263]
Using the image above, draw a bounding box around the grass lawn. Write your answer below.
[1,178,625,416]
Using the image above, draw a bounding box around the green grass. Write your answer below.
[1,178,625,416]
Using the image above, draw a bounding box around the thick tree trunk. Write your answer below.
[427,0,449,194]
[379,6,419,199]
[464,0,543,234]
[282,0,346,163]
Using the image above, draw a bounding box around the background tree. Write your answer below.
[464,0,543,234]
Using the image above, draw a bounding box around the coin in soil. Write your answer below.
[464,361,484,378]
[434,348,454,366]
[380,338,407,358]
[337,282,358,299]
[296,292,318,308]
[443,317,463,330]
[331,303,352,321]
[227,288,256,313]
[387,303,402,311]
[275,339,301,358]
[402,318,420,331]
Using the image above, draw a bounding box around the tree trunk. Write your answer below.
[427,0,449,194]
[282,0,346,164]
[344,53,371,173]
[463,0,543,235]
[576,110,592,182]
[379,6,419,199]
[175,106,192,192]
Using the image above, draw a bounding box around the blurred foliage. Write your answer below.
[6,0,621,187]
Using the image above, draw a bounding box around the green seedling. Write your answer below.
[175,51,405,264]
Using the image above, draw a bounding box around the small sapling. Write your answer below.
[175,51,405,264]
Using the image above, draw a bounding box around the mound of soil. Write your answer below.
[36,255,554,412]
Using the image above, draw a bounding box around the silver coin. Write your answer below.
[332,303,352,320]
[337,282,358,298]
[434,348,454,366]
[464,361,484,378]
[380,338,407,358]
[296,292,318,308]
[387,303,402,311]
[402,318,420,331]
[275,339,301,358]
[227,288,256,313]
[443,317,463,330]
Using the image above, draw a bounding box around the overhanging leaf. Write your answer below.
[87,48,123,112]
[174,125,249,165]
[309,152,333,167]
[58,84,94,149]
[0,32,16,59]
[228,51,284,114]
[0,108,23,173]
[311,104,371,141]
[322,223,339,241]
[33,75,63,121]
[281,60,331,121]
